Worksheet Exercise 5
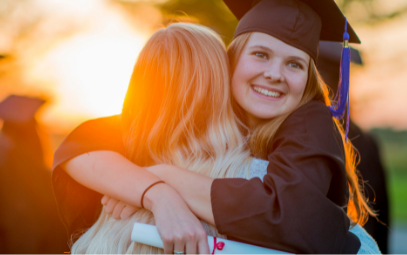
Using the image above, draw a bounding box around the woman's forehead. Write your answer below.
[246,32,310,61]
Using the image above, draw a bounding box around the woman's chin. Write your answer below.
[247,109,280,123]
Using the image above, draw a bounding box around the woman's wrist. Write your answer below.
[140,181,165,209]
[146,164,215,224]
[142,182,178,212]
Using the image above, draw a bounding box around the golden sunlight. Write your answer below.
[37,28,146,118]
[18,0,153,131]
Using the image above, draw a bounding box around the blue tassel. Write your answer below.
[329,18,351,141]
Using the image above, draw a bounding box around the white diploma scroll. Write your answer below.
[131,222,291,254]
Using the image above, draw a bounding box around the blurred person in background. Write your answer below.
[0,95,68,253]
[317,41,390,253]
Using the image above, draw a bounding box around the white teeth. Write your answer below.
[253,86,281,98]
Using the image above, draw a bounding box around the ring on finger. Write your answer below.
[173,250,184,254]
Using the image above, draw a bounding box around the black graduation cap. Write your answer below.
[317,41,362,93]
[0,95,45,123]
[223,0,360,61]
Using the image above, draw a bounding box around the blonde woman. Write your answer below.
[54,22,253,254]
[53,0,380,254]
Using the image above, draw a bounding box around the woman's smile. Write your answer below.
[251,84,284,99]
[231,32,310,126]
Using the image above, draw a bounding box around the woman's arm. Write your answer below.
[64,150,214,224]
[62,151,209,254]
[97,162,215,224]
[53,116,210,253]
[146,164,215,225]
[63,151,159,209]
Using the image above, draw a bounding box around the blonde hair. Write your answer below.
[71,23,252,254]
[227,32,375,226]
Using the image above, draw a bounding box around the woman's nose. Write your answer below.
[263,63,284,83]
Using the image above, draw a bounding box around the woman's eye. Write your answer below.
[253,52,268,59]
[288,62,302,69]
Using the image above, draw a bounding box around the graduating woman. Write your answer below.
[53,0,380,253]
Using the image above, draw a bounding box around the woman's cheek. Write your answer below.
[231,79,246,107]
[239,56,261,75]
[288,76,307,97]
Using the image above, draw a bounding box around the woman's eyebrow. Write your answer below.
[248,45,308,64]
[248,45,273,52]
[289,56,308,65]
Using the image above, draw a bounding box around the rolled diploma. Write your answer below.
[131,222,290,254]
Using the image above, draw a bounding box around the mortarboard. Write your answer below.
[223,0,360,61]
[0,95,45,123]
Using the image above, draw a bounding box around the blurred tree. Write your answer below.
[115,0,239,44]
[336,0,407,23]
[158,0,238,44]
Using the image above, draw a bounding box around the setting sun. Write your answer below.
[13,0,154,131]
[41,29,146,118]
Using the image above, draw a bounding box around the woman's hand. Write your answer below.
[101,195,139,220]
[101,184,210,254]
[146,183,210,254]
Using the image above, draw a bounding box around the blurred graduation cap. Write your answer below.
[223,0,360,61]
[0,95,45,123]
[319,41,362,65]
[317,41,362,93]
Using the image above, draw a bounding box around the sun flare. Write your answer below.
[42,30,146,117]
[18,0,152,131]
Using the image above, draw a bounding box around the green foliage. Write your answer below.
[370,128,407,175]
[157,0,238,44]
[370,128,407,221]
[390,174,407,221]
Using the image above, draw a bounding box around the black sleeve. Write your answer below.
[363,135,389,253]
[51,115,125,237]
[211,101,355,254]
[349,123,390,253]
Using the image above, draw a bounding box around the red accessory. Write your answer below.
[211,237,225,254]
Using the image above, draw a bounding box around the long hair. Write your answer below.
[227,32,375,226]
[71,23,252,254]
[120,23,251,177]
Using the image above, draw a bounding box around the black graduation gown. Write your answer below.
[52,100,360,254]
[347,121,389,253]
[0,121,68,253]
